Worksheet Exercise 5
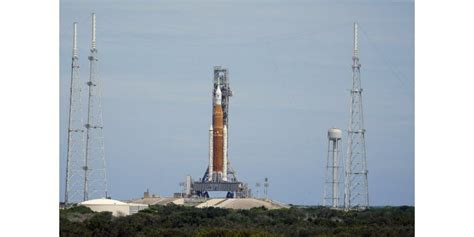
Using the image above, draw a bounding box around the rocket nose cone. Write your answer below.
[215,86,222,105]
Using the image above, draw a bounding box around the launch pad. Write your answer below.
[185,66,251,199]
[192,181,249,198]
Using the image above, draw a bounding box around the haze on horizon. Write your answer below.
[60,0,414,206]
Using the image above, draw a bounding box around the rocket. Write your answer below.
[208,85,228,182]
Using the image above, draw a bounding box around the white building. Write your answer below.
[80,199,148,216]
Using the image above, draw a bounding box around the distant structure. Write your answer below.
[344,22,369,210]
[64,22,86,206]
[255,182,261,198]
[263,178,269,200]
[84,13,108,201]
[324,128,342,208]
[177,175,193,198]
[190,66,250,198]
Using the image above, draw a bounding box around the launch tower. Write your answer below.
[344,23,369,210]
[191,67,250,198]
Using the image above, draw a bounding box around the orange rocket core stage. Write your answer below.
[212,103,224,173]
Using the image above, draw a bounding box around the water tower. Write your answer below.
[324,128,342,208]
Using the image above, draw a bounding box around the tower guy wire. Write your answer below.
[358,26,413,96]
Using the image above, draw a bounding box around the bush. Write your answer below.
[59,205,414,237]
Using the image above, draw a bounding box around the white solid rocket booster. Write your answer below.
[208,125,213,181]
[223,125,228,181]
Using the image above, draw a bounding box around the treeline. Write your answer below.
[60,204,414,237]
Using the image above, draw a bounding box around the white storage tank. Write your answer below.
[328,128,342,141]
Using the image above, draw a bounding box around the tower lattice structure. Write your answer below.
[344,22,369,210]
[64,22,86,205]
[84,13,108,201]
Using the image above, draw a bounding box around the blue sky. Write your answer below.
[60,0,414,205]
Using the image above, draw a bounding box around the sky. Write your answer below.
[59,0,414,206]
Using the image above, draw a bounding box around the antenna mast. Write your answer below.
[65,22,86,205]
[84,13,108,200]
[344,22,369,210]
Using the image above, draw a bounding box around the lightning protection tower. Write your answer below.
[324,128,342,208]
[64,22,86,206]
[344,22,369,210]
[84,13,108,201]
